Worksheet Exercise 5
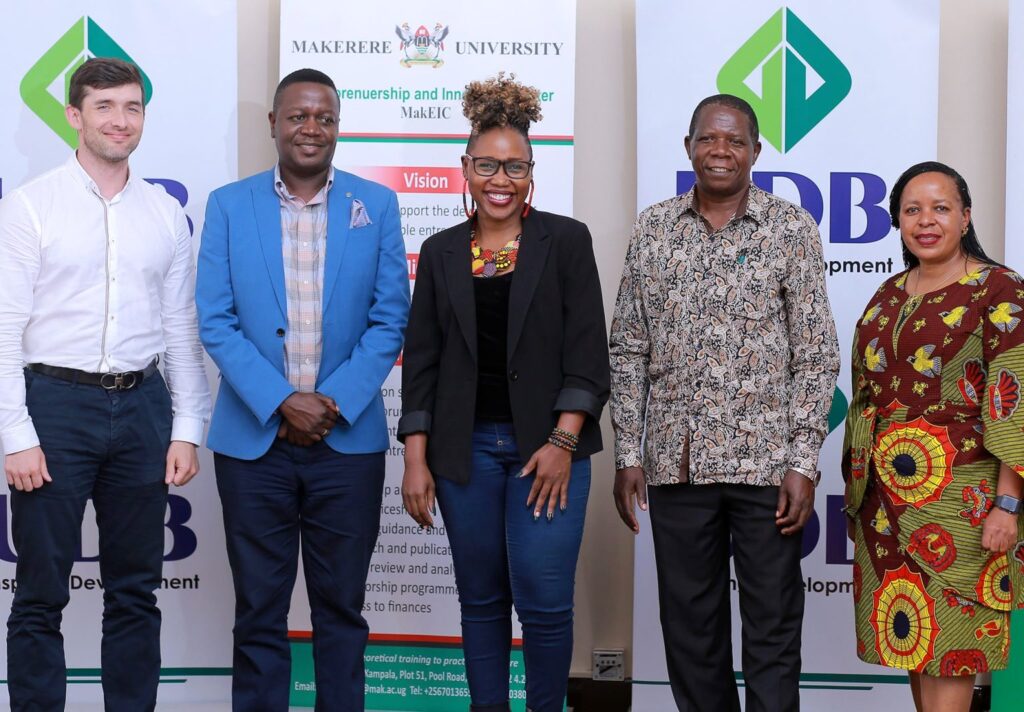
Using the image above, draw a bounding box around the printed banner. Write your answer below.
[0,0,237,705]
[1006,4,1024,269]
[279,1,576,708]
[994,6,1024,709]
[634,2,939,709]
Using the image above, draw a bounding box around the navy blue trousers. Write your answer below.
[6,368,171,712]
[435,421,589,712]
[214,441,385,712]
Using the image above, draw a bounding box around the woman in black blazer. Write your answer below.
[397,74,609,712]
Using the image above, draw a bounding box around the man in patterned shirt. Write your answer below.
[610,94,839,712]
[196,69,409,710]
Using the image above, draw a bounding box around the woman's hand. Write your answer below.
[982,508,1018,554]
[402,458,436,528]
[522,443,572,521]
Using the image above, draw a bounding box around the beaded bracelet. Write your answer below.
[548,427,580,453]
[548,434,576,452]
[552,427,580,445]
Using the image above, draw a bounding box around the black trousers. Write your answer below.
[648,483,804,712]
[7,368,171,712]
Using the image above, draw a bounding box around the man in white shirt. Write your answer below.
[0,58,210,712]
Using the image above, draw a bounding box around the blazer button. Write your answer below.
[509,370,518,382]
[276,328,285,337]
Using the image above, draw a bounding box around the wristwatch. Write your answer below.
[790,467,822,488]
[993,494,1022,515]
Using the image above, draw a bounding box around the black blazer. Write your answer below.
[397,209,610,484]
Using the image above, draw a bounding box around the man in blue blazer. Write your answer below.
[196,68,409,711]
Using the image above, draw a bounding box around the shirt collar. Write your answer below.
[743,183,767,224]
[686,182,759,224]
[274,164,335,205]
[65,152,135,201]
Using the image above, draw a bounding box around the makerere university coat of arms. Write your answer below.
[395,22,449,67]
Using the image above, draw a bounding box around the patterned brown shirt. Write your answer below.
[610,184,840,486]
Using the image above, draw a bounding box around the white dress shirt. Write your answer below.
[0,153,211,455]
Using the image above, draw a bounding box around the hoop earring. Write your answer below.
[462,180,476,219]
[521,179,535,218]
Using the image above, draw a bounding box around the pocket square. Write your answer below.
[350,199,372,228]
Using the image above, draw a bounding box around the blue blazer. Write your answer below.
[196,168,409,460]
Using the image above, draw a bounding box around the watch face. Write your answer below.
[995,495,1022,514]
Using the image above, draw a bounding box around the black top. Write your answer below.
[473,271,514,420]
[397,209,610,485]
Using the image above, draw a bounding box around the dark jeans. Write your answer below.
[648,483,804,712]
[214,441,385,712]
[435,421,589,712]
[7,368,171,712]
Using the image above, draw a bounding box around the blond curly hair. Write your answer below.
[462,72,543,140]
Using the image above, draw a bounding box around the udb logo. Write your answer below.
[717,7,851,153]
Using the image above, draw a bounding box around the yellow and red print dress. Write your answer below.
[843,266,1024,676]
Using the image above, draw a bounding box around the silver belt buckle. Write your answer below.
[100,371,137,391]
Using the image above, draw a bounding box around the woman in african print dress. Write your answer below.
[843,161,1024,712]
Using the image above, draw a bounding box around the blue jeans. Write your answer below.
[435,421,590,712]
[7,368,171,712]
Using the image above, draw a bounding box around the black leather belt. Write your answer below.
[27,361,159,391]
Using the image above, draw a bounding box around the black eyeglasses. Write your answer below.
[463,155,534,179]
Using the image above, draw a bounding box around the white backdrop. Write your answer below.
[633,1,940,709]
[993,7,1024,708]
[0,1,237,704]
[1006,1,1024,269]
[279,1,577,708]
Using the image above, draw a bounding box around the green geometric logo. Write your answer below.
[827,386,848,434]
[20,16,153,148]
[717,8,851,153]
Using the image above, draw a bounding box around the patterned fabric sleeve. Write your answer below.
[781,210,841,474]
[609,215,652,470]
[841,296,881,516]
[981,269,1024,476]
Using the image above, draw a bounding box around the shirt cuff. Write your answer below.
[1,420,40,457]
[614,448,643,470]
[171,416,206,447]
[788,452,820,477]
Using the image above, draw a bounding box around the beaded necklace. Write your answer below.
[470,230,521,277]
